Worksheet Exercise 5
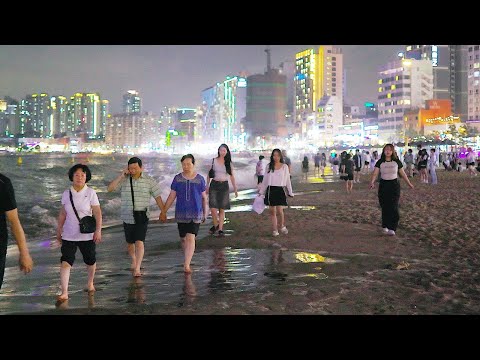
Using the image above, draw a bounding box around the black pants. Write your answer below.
[378,179,400,231]
[0,239,7,290]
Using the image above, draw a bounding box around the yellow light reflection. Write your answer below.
[295,252,326,263]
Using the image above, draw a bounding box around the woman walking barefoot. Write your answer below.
[369,144,414,236]
[161,154,207,273]
[56,164,102,302]
[259,149,294,237]
[206,144,238,237]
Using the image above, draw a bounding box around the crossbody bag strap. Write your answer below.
[130,176,135,213]
[267,164,272,205]
[69,190,81,222]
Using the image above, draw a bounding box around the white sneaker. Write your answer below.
[387,229,396,236]
[272,230,279,237]
[280,226,288,234]
[382,227,389,234]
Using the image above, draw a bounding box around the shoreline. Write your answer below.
[3,168,480,315]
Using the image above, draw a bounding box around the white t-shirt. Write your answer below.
[61,185,100,241]
[466,152,476,164]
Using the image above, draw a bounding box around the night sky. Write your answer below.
[0,45,404,114]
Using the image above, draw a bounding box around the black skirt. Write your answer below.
[209,180,230,209]
[264,186,287,206]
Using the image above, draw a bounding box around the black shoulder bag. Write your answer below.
[130,176,148,224]
[208,158,215,178]
[69,190,96,233]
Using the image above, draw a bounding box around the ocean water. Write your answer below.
[0,152,258,242]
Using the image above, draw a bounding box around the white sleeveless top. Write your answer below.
[213,158,230,182]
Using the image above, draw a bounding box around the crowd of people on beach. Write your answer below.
[1,141,478,305]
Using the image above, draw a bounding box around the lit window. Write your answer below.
[391,85,396,90]
[378,87,382,92]
[378,79,382,84]
[387,93,392,98]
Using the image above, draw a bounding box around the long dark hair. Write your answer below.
[380,143,399,162]
[268,148,283,173]
[216,143,232,175]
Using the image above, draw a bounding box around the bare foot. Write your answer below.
[84,286,96,294]
[133,270,142,277]
[56,294,68,302]
[184,265,192,274]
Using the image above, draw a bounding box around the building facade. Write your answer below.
[123,90,142,114]
[377,59,433,142]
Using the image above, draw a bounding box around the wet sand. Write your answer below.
[1,167,479,314]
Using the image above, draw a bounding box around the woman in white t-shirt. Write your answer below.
[259,148,294,237]
[55,164,102,303]
[369,144,414,237]
[466,147,477,177]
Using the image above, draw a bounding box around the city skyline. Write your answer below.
[0,45,404,113]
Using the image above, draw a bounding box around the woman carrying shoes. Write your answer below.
[259,148,294,237]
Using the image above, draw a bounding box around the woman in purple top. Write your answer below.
[161,154,207,274]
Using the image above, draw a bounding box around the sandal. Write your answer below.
[217,230,225,237]
[209,225,219,234]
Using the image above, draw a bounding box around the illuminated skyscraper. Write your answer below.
[123,90,142,114]
[50,95,68,136]
[21,93,51,136]
[466,45,480,128]
[405,45,468,120]
[66,92,105,137]
[377,58,433,142]
[294,46,343,124]
[201,75,247,146]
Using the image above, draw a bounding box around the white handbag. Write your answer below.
[252,195,265,214]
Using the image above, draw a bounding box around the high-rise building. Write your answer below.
[0,100,7,135]
[245,47,287,146]
[21,93,52,137]
[105,112,161,151]
[123,90,141,114]
[316,95,343,147]
[200,75,247,147]
[294,46,344,124]
[405,45,468,120]
[50,96,68,136]
[100,100,109,137]
[377,58,433,142]
[67,92,106,137]
[466,45,480,129]
[279,60,296,115]
[84,93,102,137]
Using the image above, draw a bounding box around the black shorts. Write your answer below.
[60,240,96,266]
[355,166,362,172]
[364,161,370,165]
[178,221,200,238]
[342,173,354,181]
[123,221,149,244]
[257,175,264,184]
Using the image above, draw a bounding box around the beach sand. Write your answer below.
[2,168,479,315]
